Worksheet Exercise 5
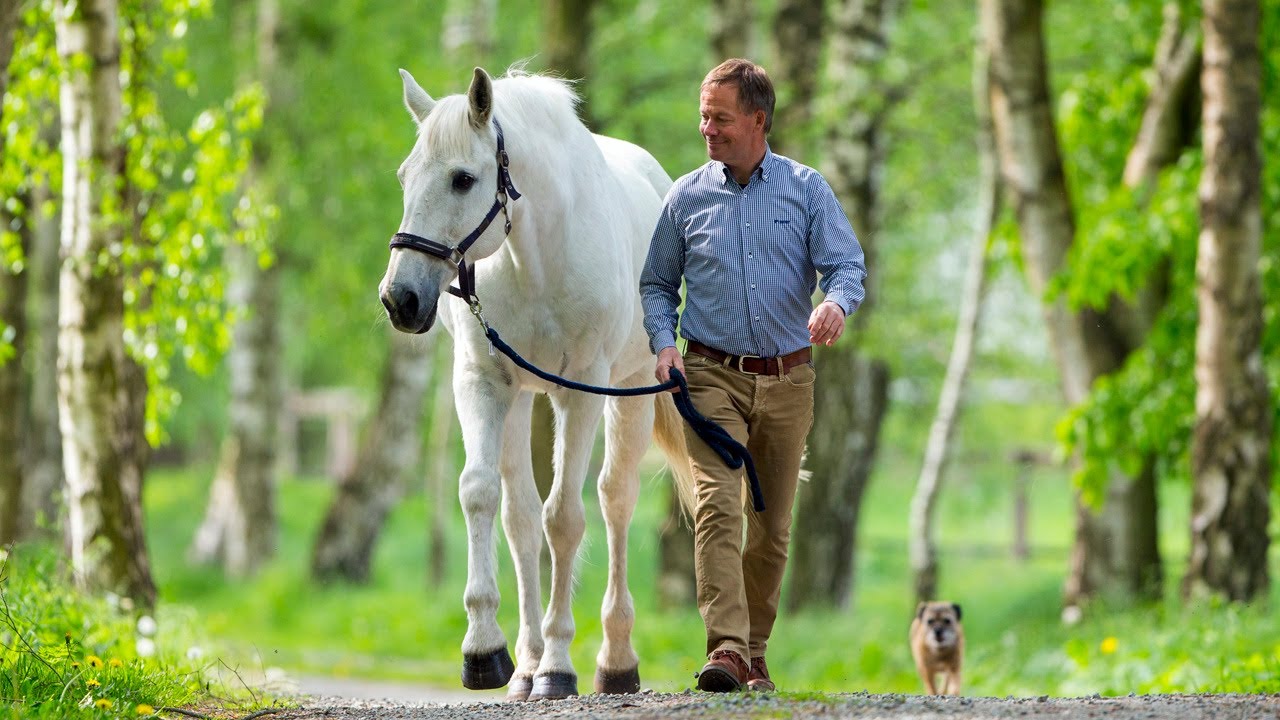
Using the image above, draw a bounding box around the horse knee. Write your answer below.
[543,497,586,547]
[459,468,501,517]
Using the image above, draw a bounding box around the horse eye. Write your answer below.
[452,171,476,192]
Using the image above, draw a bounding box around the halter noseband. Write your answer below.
[389,117,521,305]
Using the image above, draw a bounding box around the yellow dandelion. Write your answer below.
[94,698,113,709]
[135,704,155,715]
[86,678,101,688]
[1100,636,1119,654]
[108,658,123,668]
[70,661,81,669]
[87,655,104,668]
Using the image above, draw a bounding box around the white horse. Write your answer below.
[378,67,694,701]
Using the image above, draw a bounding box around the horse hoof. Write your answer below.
[594,666,640,694]
[528,671,578,700]
[507,675,533,701]
[461,648,515,690]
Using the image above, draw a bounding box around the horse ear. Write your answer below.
[467,67,494,129]
[399,68,435,124]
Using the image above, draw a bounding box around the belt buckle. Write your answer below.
[736,354,762,374]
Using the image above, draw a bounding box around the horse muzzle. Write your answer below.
[380,283,439,334]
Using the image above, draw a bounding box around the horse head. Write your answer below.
[380,67,513,334]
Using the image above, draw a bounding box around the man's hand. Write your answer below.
[655,346,685,391]
[808,301,846,347]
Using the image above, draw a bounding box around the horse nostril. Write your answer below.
[380,293,395,315]
[402,290,419,319]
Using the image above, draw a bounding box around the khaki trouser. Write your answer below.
[681,349,815,662]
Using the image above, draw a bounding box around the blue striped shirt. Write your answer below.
[640,147,867,358]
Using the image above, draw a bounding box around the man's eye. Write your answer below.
[452,172,476,192]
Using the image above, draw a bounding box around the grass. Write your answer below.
[0,546,285,719]
[140,397,1280,697]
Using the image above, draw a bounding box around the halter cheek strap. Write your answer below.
[389,117,521,304]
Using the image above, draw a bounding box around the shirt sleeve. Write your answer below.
[807,176,867,316]
[640,195,685,354]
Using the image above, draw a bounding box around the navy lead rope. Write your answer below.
[483,325,765,512]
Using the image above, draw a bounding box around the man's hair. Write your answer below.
[702,58,775,133]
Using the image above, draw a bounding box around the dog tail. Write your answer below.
[653,392,696,515]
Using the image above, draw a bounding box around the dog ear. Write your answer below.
[915,601,927,620]
[951,603,962,621]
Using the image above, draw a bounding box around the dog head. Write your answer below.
[915,601,962,650]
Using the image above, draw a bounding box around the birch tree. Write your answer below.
[311,333,433,583]
[189,0,283,577]
[1184,0,1271,601]
[0,0,29,543]
[908,34,1000,604]
[710,0,756,61]
[768,0,825,157]
[983,0,1166,611]
[442,0,496,64]
[1,5,64,544]
[787,0,901,612]
[55,0,155,605]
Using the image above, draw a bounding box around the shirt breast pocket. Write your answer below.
[765,216,808,270]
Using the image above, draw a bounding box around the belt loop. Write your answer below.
[777,356,784,381]
[722,353,731,369]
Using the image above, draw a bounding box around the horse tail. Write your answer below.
[652,391,696,515]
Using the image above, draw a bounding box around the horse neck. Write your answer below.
[499,117,596,289]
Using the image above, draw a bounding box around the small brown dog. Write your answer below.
[909,601,963,696]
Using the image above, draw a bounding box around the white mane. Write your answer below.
[419,71,588,161]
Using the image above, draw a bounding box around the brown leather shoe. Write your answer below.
[696,649,749,692]
[748,656,775,692]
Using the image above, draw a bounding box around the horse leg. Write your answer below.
[455,373,517,691]
[528,386,606,700]
[592,388,650,694]
[498,391,545,701]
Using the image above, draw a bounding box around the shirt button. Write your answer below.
[748,253,754,258]
[745,222,751,227]
[754,316,760,321]
[751,284,756,289]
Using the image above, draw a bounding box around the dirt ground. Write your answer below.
[276,689,1280,720]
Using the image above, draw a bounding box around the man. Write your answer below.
[639,59,867,693]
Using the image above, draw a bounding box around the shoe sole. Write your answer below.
[697,667,742,693]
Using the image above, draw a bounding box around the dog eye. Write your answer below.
[451,171,476,192]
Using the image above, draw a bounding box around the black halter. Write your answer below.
[389,117,521,304]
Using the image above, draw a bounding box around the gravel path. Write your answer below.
[278,690,1280,720]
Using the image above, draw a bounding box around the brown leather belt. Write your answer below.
[687,340,812,376]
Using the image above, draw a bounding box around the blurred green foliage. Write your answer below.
[1,0,264,445]
[1056,3,1280,504]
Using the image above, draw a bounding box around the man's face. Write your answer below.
[699,83,764,170]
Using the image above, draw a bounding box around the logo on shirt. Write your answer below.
[773,218,791,225]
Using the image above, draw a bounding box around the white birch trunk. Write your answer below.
[311,331,433,582]
[710,0,756,61]
[786,0,900,612]
[908,36,1000,603]
[189,0,282,577]
[983,0,1164,611]
[56,0,156,607]
[1184,0,1271,602]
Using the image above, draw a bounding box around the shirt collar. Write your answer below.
[719,145,776,185]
